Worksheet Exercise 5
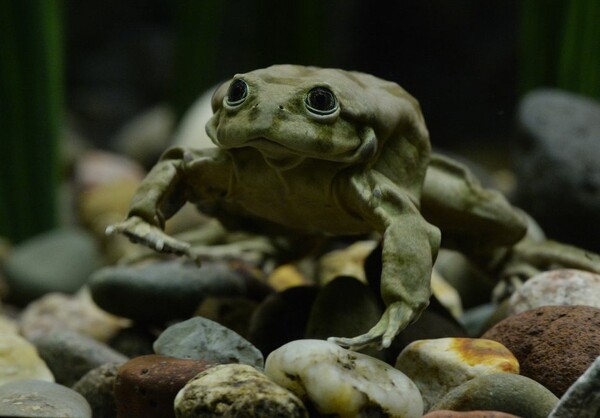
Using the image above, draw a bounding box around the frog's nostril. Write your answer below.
[279,105,284,110]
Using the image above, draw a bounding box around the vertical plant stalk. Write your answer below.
[558,0,600,96]
[0,1,63,242]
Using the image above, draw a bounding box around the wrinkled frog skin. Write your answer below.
[109,65,599,350]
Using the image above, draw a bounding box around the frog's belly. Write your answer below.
[224,187,369,235]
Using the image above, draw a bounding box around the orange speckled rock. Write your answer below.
[482,305,600,397]
[424,411,521,418]
[395,338,519,412]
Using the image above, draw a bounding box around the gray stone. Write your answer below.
[0,379,92,417]
[89,261,251,322]
[432,373,558,418]
[4,228,102,305]
[514,89,600,251]
[549,356,600,418]
[72,362,123,418]
[508,269,600,315]
[174,364,308,418]
[153,316,264,369]
[32,328,128,386]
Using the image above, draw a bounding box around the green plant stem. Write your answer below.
[0,0,63,242]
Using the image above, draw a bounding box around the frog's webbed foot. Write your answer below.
[328,301,415,351]
[106,216,200,264]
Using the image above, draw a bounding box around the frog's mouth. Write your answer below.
[246,137,307,170]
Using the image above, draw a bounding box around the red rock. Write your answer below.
[482,305,600,397]
[424,411,521,418]
[114,355,216,418]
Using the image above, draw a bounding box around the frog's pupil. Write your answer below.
[307,87,337,113]
[227,80,247,104]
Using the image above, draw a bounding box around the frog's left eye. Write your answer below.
[226,79,248,107]
[305,87,338,115]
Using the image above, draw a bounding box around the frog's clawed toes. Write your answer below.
[328,301,415,351]
[106,216,198,263]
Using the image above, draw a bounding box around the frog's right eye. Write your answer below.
[225,79,248,107]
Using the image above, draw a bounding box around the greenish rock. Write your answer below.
[4,228,102,305]
[72,362,122,418]
[305,276,383,358]
[153,316,264,369]
[31,328,128,387]
[431,373,558,418]
[0,379,92,417]
[89,261,252,322]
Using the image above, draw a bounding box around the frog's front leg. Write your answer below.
[330,174,441,350]
[107,147,230,262]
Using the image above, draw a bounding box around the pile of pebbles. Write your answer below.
[1,225,598,417]
[0,88,599,417]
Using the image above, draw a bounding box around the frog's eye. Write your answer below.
[305,87,338,115]
[225,79,248,107]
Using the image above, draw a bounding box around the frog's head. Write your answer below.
[207,65,430,190]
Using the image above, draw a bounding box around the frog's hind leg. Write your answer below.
[421,154,527,266]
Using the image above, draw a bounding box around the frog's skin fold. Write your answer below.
[108,65,600,350]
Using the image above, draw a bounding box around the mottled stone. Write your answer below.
[482,305,600,397]
[305,276,383,358]
[32,328,128,386]
[153,316,264,369]
[514,89,600,251]
[424,411,521,418]
[114,355,215,418]
[3,228,102,305]
[432,373,558,418]
[248,286,318,356]
[89,261,261,322]
[508,269,600,315]
[265,339,423,418]
[0,379,92,417]
[0,333,54,385]
[395,338,519,411]
[20,288,130,342]
[549,355,600,418]
[72,362,123,418]
[174,363,308,418]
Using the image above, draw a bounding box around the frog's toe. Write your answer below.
[329,301,416,351]
[328,333,383,351]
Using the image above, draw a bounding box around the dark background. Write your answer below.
[65,0,518,158]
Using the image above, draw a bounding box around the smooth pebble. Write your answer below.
[265,339,423,418]
[395,338,519,412]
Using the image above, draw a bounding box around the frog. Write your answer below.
[107,64,600,350]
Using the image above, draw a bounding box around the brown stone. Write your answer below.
[114,355,216,418]
[424,411,521,418]
[482,305,600,397]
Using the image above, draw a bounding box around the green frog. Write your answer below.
[108,65,600,350]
